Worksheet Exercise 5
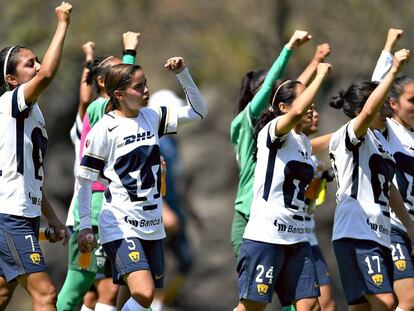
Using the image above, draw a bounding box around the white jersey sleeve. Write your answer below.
[175,68,207,124]
[371,50,393,82]
[0,84,31,117]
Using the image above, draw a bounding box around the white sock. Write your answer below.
[94,302,117,311]
[122,297,151,311]
[80,305,94,311]
[395,308,405,311]
[151,298,164,311]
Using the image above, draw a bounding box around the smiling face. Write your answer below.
[6,48,40,88]
[302,108,319,135]
[391,82,414,129]
[117,69,149,116]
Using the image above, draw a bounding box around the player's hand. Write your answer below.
[82,41,95,62]
[316,63,332,78]
[392,49,410,74]
[48,218,69,245]
[165,57,186,74]
[123,32,140,50]
[287,30,312,50]
[313,43,331,63]
[77,228,96,253]
[55,2,72,24]
[387,28,403,46]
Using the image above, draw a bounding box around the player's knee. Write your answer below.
[297,298,320,311]
[320,300,336,311]
[130,287,154,309]
[33,283,57,307]
[378,295,395,311]
[0,285,12,304]
[398,291,414,311]
[97,284,118,305]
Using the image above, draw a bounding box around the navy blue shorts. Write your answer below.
[333,238,394,305]
[390,226,414,280]
[102,237,164,288]
[0,214,47,282]
[311,245,331,286]
[237,239,319,305]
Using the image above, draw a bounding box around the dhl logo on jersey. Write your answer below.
[257,284,269,295]
[395,259,406,271]
[372,274,383,286]
[30,253,41,264]
[128,251,140,263]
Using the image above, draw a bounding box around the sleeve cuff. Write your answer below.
[176,67,191,81]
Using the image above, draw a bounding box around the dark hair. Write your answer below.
[85,55,118,94]
[253,79,301,160]
[390,75,414,101]
[105,64,142,111]
[237,69,268,113]
[329,80,379,119]
[0,45,30,95]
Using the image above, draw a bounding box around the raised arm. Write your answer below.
[164,56,207,123]
[372,28,403,82]
[275,63,331,136]
[78,41,95,119]
[23,2,72,103]
[122,31,140,65]
[250,30,311,118]
[353,48,409,138]
[297,43,331,86]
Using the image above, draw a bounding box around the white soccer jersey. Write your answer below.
[77,106,178,243]
[66,113,83,227]
[330,120,395,248]
[0,85,48,217]
[243,117,314,245]
[381,118,414,232]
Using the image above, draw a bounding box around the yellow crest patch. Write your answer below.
[372,274,383,286]
[30,253,41,264]
[128,251,140,262]
[395,259,406,271]
[257,284,269,295]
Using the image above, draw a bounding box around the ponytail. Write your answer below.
[330,81,378,119]
[237,69,268,114]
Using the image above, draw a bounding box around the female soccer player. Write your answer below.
[231,30,317,260]
[329,48,414,310]
[371,28,414,311]
[57,32,140,311]
[0,2,72,310]
[236,61,332,311]
[77,57,207,311]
